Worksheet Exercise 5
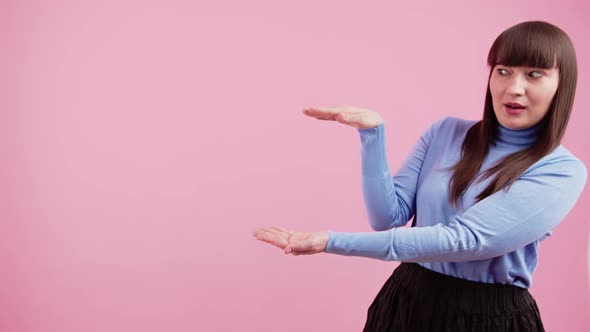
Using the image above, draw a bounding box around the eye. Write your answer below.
[497,68,509,76]
[529,71,543,78]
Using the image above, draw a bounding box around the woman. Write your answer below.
[253,21,587,331]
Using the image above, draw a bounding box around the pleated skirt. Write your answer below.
[364,263,545,332]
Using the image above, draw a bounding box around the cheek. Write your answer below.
[546,85,559,105]
[534,87,558,108]
[538,79,560,106]
[489,79,502,100]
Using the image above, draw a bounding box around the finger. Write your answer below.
[255,232,289,249]
[292,250,320,256]
[253,227,285,238]
[255,236,278,248]
[271,226,292,234]
[304,107,343,114]
[252,228,267,237]
[263,228,291,242]
[305,107,355,118]
[305,106,367,114]
[284,247,317,256]
[309,116,338,122]
[255,226,284,236]
[304,107,370,125]
[303,109,339,121]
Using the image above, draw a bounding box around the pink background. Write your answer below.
[2,0,589,331]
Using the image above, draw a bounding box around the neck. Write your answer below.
[494,122,542,149]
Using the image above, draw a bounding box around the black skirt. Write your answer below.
[364,263,545,332]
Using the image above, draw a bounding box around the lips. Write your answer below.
[503,102,527,115]
[505,102,526,109]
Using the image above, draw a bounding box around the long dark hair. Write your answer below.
[448,21,578,207]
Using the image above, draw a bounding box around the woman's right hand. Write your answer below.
[303,106,383,129]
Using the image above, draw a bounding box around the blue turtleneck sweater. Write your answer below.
[325,117,587,288]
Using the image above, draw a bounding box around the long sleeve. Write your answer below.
[326,157,587,262]
[359,121,436,231]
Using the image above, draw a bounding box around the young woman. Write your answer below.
[253,21,587,331]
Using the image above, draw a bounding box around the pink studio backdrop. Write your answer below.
[2,0,589,331]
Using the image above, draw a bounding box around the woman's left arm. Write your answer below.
[325,158,587,262]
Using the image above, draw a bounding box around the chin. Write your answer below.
[502,119,535,130]
[496,116,526,130]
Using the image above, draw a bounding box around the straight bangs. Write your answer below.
[486,23,561,69]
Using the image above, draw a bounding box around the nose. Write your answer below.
[506,74,526,96]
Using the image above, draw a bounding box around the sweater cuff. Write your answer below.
[325,230,338,254]
[357,122,385,133]
[325,229,396,260]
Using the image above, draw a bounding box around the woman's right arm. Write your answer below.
[303,106,437,231]
[358,121,434,231]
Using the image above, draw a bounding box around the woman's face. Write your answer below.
[489,64,560,130]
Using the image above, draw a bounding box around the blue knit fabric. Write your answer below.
[325,117,587,288]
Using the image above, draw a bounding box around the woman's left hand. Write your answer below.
[253,227,329,256]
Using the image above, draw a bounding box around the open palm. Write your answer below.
[303,106,383,129]
[253,227,329,256]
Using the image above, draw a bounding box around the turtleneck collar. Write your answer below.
[494,121,542,149]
